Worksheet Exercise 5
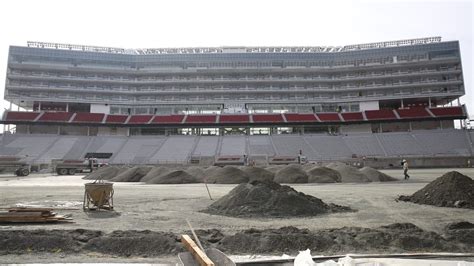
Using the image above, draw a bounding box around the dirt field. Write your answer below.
[0,168,473,263]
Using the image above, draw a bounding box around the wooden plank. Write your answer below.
[181,234,214,266]
[0,212,44,217]
[8,208,54,212]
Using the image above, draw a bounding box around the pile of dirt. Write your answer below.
[359,167,397,182]
[1,223,472,257]
[264,165,286,173]
[205,166,250,184]
[398,171,474,209]
[273,164,308,183]
[203,180,352,217]
[146,170,198,184]
[185,166,206,182]
[84,230,181,256]
[110,166,152,182]
[216,223,465,254]
[83,166,126,180]
[326,162,370,183]
[140,166,171,183]
[443,221,474,245]
[307,166,341,183]
[241,166,274,182]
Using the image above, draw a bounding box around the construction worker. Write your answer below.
[402,159,410,180]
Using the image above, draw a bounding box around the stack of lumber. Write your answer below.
[0,207,72,223]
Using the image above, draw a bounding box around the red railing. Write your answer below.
[284,113,317,122]
[220,114,250,123]
[185,115,217,123]
[429,106,464,117]
[105,114,128,123]
[252,114,284,123]
[316,113,341,122]
[151,115,185,124]
[38,112,74,122]
[5,111,40,121]
[73,112,105,123]
[127,115,153,124]
[341,112,364,121]
[365,109,397,120]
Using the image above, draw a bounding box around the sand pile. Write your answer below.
[359,167,397,182]
[307,166,341,183]
[185,166,206,182]
[326,162,370,183]
[205,166,250,184]
[241,166,274,182]
[83,166,126,180]
[264,165,286,173]
[110,166,152,182]
[203,180,352,217]
[146,170,198,184]
[273,164,308,183]
[398,171,474,209]
[140,166,171,183]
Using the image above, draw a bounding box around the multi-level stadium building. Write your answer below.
[0,37,471,166]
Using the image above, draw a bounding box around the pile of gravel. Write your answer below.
[185,166,206,182]
[273,164,308,183]
[140,166,172,183]
[326,162,370,183]
[398,171,474,209]
[359,167,397,182]
[146,170,198,184]
[241,166,274,182]
[205,166,250,184]
[83,166,126,180]
[110,166,152,182]
[203,180,352,217]
[307,166,341,183]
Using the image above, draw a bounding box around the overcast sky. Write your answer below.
[0,0,472,118]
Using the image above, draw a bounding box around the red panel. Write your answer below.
[341,112,364,121]
[219,114,250,123]
[5,111,40,121]
[396,107,431,118]
[73,112,105,123]
[252,114,284,123]
[429,107,464,117]
[105,114,128,123]
[284,113,317,122]
[365,110,397,120]
[185,115,217,123]
[316,113,341,122]
[151,115,185,124]
[38,112,74,122]
[128,115,153,124]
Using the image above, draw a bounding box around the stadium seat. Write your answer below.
[252,114,284,123]
[127,115,153,124]
[151,115,185,124]
[105,114,129,124]
[284,113,317,122]
[365,109,397,120]
[396,107,431,119]
[5,111,41,121]
[185,115,217,123]
[72,112,105,123]
[429,106,464,117]
[38,112,74,122]
[219,114,250,123]
[316,113,341,122]
[341,112,364,121]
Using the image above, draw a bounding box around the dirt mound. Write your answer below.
[83,166,125,180]
[185,166,206,182]
[140,166,171,183]
[398,171,474,209]
[110,166,152,182]
[217,223,464,254]
[84,230,181,256]
[146,170,198,184]
[205,166,250,184]
[443,221,474,245]
[203,180,351,217]
[273,164,308,183]
[359,167,397,182]
[264,165,286,173]
[307,166,341,183]
[326,162,370,183]
[241,166,274,182]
